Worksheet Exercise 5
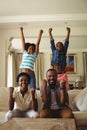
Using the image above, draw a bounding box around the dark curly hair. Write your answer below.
[25,42,35,51]
[16,72,30,83]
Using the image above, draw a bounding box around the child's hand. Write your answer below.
[59,79,66,87]
[66,27,71,33]
[40,29,43,34]
[20,27,23,31]
[49,28,52,33]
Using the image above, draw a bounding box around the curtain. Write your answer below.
[83,52,87,87]
[16,53,22,74]
[7,52,17,87]
[35,53,44,88]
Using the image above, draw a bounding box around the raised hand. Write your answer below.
[49,28,52,33]
[66,27,71,33]
[40,29,43,34]
[20,27,23,31]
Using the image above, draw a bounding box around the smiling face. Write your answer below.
[28,45,35,54]
[46,69,57,86]
[18,75,29,92]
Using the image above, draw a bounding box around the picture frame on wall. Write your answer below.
[50,53,77,74]
[66,53,77,74]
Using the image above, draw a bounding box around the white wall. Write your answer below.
[0,26,87,87]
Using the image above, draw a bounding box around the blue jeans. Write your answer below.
[28,71,36,89]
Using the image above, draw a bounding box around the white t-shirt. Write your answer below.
[13,87,37,111]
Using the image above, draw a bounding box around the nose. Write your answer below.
[50,76,54,79]
[22,80,26,83]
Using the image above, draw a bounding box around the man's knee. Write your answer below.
[59,108,73,118]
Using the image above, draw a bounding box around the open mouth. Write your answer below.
[22,84,26,88]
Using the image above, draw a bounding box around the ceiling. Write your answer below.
[0,0,87,29]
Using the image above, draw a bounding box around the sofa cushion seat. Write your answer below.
[73,111,87,126]
[0,111,7,124]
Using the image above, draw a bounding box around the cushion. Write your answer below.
[68,89,81,111]
[73,111,87,126]
[72,87,87,111]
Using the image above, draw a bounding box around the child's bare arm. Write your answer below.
[20,27,25,51]
[35,29,43,54]
[48,28,54,40]
[65,27,71,41]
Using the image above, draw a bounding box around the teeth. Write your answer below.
[22,84,26,87]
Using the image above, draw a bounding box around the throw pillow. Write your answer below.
[72,87,87,111]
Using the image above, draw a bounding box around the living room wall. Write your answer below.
[0,26,87,87]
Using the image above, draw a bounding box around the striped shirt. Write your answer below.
[20,50,37,71]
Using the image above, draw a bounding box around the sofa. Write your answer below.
[0,87,87,130]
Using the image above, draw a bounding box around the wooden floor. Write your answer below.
[0,118,77,130]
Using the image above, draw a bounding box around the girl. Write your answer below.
[19,27,43,89]
[48,27,71,90]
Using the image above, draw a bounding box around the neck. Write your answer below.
[20,89,28,97]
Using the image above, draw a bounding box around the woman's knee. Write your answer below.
[5,111,13,121]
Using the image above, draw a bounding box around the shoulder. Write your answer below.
[14,86,20,91]
[33,52,37,56]
[23,50,27,53]
[22,50,28,55]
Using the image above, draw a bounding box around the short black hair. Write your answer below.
[16,72,30,83]
[25,43,31,50]
[57,41,63,47]
[46,68,57,75]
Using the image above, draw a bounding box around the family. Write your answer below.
[5,27,74,121]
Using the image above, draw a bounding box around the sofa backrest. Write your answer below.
[0,87,9,111]
[0,87,81,112]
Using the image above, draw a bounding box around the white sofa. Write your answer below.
[0,87,87,130]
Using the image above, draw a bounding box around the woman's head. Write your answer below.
[25,43,35,54]
[16,72,30,92]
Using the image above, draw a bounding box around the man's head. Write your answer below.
[16,72,30,92]
[46,69,57,86]
[56,42,63,51]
